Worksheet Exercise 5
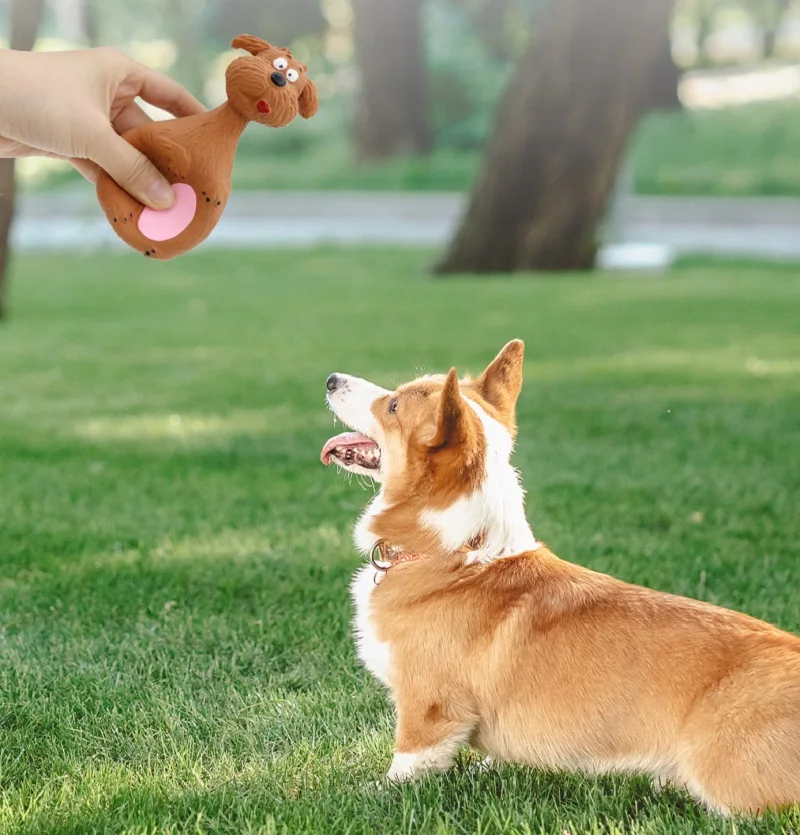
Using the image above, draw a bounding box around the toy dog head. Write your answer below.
[227,34,319,128]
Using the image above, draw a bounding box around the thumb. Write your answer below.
[89,128,175,209]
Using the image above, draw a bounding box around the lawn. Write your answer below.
[25,99,800,197]
[0,250,799,834]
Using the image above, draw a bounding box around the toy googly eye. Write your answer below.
[286,68,299,83]
[273,57,288,70]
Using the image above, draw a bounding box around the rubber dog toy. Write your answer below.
[96,35,319,261]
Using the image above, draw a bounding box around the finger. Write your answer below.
[88,126,175,209]
[112,102,152,136]
[70,158,100,182]
[135,65,206,119]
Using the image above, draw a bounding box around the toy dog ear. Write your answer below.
[298,77,319,120]
[231,34,272,56]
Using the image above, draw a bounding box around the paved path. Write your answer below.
[12,190,800,264]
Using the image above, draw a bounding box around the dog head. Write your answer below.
[321,341,532,558]
[227,34,319,128]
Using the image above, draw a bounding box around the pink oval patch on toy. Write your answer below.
[138,183,197,241]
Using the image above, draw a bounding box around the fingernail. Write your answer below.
[148,179,175,209]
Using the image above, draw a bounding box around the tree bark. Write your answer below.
[0,0,47,320]
[436,0,676,274]
[352,0,432,159]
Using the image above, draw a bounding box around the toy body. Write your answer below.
[96,35,318,261]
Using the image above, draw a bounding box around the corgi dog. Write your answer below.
[320,340,800,816]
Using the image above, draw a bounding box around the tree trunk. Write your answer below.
[436,0,675,274]
[762,27,777,58]
[352,0,432,159]
[646,29,682,112]
[0,161,16,320]
[0,0,47,320]
[83,0,100,47]
[761,0,789,59]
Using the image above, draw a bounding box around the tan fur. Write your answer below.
[324,341,800,815]
[372,548,800,813]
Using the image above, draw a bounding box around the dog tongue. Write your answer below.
[320,432,375,465]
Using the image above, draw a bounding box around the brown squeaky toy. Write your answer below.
[96,35,319,261]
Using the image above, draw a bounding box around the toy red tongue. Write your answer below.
[320,432,374,465]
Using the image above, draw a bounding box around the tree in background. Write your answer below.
[352,0,431,159]
[0,0,46,320]
[436,0,678,274]
[750,0,790,59]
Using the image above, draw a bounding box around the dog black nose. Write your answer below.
[326,374,339,393]
[271,71,287,88]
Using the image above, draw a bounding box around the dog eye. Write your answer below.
[273,57,289,70]
[388,398,398,414]
[286,69,299,83]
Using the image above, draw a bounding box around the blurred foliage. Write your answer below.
[206,0,327,49]
[239,99,800,196]
[9,0,800,196]
[425,0,546,150]
[425,1,513,151]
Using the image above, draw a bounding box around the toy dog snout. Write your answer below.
[271,72,287,88]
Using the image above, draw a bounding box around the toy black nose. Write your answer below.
[326,374,340,393]
[271,72,287,88]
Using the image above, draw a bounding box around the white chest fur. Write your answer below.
[350,565,392,686]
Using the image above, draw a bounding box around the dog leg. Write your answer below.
[385,697,476,783]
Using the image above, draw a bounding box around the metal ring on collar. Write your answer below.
[369,540,392,572]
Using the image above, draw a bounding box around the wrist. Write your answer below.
[0,50,38,138]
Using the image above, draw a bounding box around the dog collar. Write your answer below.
[368,533,487,576]
[369,540,424,573]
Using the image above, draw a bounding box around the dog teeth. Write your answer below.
[332,444,380,469]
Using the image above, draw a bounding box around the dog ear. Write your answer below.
[231,34,272,56]
[298,77,319,120]
[476,340,524,430]
[429,368,468,448]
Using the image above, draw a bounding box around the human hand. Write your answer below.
[0,47,205,209]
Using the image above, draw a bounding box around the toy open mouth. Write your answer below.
[321,432,381,470]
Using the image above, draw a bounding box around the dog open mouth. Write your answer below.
[320,431,381,471]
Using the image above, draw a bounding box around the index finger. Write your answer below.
[134,65,206,119]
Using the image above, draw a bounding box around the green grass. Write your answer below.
[1,250,799,834]
[632,101,800,197]
[26,99,800,197]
